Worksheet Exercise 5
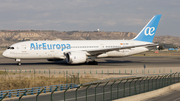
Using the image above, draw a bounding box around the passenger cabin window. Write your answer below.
[7,47,14,49]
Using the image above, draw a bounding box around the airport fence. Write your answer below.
[0,68,174,87]
[0,83,78,100]
[0,72,180,101]
[2,68,174,75]
[70,73,180,101]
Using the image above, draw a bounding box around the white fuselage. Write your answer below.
[2,40,150,59]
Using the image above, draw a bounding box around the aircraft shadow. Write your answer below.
[0,61,84,66]
[104,60,133,63]
[0,60,143,66]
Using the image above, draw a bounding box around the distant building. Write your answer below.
[168,48,179,51]
[168,48,174,50]
[175,48,178,50]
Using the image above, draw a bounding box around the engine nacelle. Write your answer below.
[66,51,87,64]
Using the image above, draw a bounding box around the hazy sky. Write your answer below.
[0,0,180,36]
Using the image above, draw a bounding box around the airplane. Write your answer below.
[2,15,161,66]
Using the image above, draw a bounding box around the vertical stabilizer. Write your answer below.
[133,15,161,43]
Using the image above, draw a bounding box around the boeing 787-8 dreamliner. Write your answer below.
[2,15,161,65]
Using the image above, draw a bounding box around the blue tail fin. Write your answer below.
[133,15,161,43]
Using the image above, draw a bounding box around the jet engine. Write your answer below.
[65,51,87,64]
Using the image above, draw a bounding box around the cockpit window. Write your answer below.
[7,47,14,49]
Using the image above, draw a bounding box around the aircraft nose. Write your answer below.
[2,51,7,57]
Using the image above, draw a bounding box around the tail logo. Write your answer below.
[144,27,155,36]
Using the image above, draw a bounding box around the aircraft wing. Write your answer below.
[85,44,158,56]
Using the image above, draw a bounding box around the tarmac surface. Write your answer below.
[1,55,180,70]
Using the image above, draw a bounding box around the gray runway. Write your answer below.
[0,56,180,70]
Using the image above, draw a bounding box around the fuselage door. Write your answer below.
[99,44,104,49]
[21,45,27,53]
[13,45,22,58]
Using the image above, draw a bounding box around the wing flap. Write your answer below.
[86,44,158,56]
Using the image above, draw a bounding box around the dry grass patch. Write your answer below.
[0,71,6,75]
[0,73,99,91]
[79,74,99,84]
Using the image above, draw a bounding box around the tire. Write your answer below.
[18,62,21,66]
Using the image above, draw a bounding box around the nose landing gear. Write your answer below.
[15,59,21,66]
[17,62,21,66]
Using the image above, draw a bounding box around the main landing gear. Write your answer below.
[87,56,98,65]
[15,59,21,66]
[88,61,98,65]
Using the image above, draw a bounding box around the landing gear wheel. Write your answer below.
[17,62,21,66]
[15,59,21,66]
